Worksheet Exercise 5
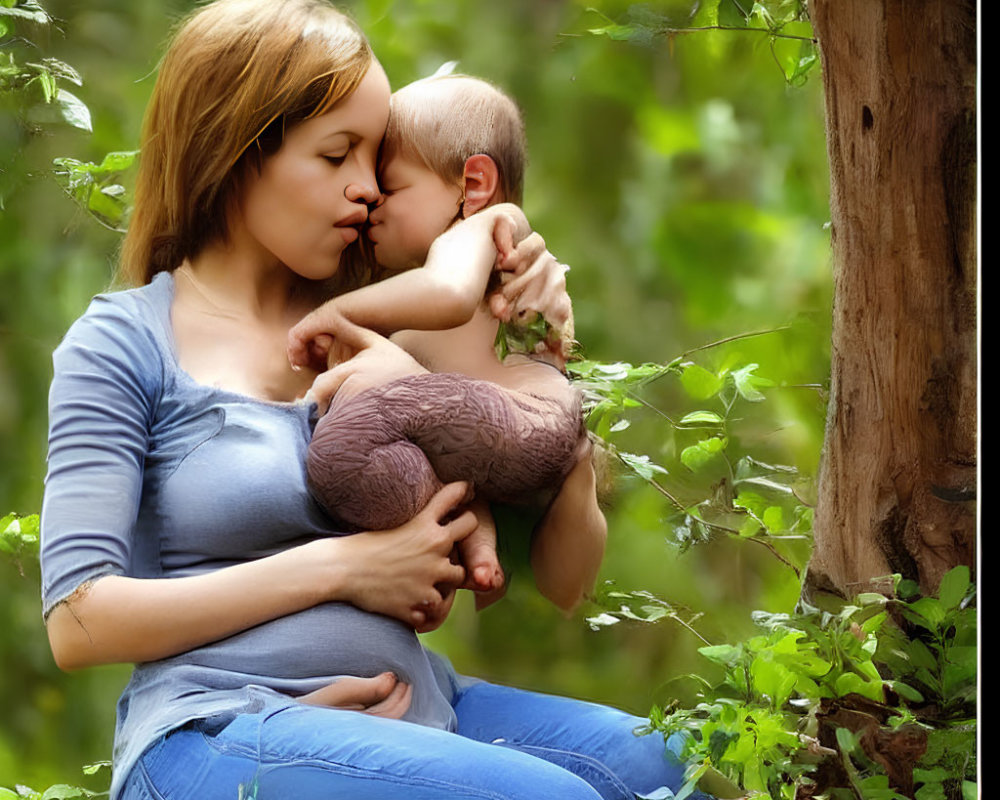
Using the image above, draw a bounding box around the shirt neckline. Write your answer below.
[149,270,316,413]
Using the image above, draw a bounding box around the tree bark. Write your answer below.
[805,0,977,600]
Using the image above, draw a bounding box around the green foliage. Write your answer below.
[1,512,40,567]
[569,333,814,570]
[0,0,91,210]
[642,568,977,800]
[0,761,109,799]
[493,311,554,360]
[587,1,818,86]
[51,151,136,232]
[0,1,91,133]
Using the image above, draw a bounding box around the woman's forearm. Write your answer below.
[46,537,348,670]
[47,482,477,670]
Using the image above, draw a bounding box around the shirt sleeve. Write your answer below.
[40,292,163,617]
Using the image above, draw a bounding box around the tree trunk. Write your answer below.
[804,0,977,600]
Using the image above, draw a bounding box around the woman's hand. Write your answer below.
[490,222,575,366]
[331,481,477,630]
[299,672,413,719]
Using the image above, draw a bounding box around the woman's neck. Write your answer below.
[181,239,315,327]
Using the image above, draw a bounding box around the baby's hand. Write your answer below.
[304,313,426,414]
[488,228,575,367]
[489,203,532,258]
[288,299,348,374]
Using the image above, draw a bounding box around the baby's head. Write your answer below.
[367,74,526,270]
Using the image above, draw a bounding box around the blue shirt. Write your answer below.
[40,272,457,799]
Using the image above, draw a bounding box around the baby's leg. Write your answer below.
[308,386,443,531]
[384,373,582,500]
[307,373,582,530]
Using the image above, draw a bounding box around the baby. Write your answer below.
[295,75,602,606]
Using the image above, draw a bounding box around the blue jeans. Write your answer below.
[120,681,706,799]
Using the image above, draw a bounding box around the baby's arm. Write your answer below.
[530,438,607,613]
[289,204,530,370]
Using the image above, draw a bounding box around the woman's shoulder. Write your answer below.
[62,272,172,346]
[55,272,175,385]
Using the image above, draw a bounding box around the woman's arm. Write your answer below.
[42,297,472,671]
[46,481,475,670]
[530,440,607,614]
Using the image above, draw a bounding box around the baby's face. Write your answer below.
[367,153,464,270]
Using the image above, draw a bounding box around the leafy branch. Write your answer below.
[642,568,976,800]
[1,511,39,575]
[0,1,92,134]
[569,330,815,570]
[586,1,819,86]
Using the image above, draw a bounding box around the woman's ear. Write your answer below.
[460,154,500,217]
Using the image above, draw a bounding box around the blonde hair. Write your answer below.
[384,74,526,205]
[119,0,373,286]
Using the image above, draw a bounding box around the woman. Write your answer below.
[40,1,704,798]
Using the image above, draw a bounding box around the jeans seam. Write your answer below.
[254,755,519,800]
[134,758,170,800]
[198,726,515,800]
[498,740,633,799]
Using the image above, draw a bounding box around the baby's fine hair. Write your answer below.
[384,74,526,205]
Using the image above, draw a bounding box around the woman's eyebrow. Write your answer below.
[314,131,353,145]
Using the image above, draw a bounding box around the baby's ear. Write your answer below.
[461,154,500,217]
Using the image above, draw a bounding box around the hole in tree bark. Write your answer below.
[862,105,874,130]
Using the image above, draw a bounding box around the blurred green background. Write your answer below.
[1,0,832,790]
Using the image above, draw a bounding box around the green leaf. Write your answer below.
[678,410,724,426]
[914,782,947,800]
[55,88,92,131]
[691,0,720,26]
[698,643,742,666]
[761,505,784,531]
[730,363,771,402]
[717,0,747,28]
[0,1,50,24]
[904,597,946,630]
[835,726,859,754]
[588,22,638,41]
[97,150,139,171]
[937,565,970,610]
[680,437,727,471]
[751,657,797,707]
[618,451,668,480]
[834,671,884,702]
[585,612,620,630]
[679,364,725,400]
[39,787,97,800]
[887,680,924,703]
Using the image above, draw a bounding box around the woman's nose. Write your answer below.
[345,180,379,206]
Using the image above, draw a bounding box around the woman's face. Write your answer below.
[239,63,391,280]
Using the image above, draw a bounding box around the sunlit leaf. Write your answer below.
[680,364,725,400]
[54,88,91,131]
